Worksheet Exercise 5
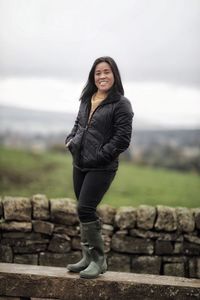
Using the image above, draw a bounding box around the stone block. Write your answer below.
[3,196,31,221]
[192,208,200,230]
[155,240,173,255]
[0,197,3,218]
[129,228,159,239]
[155,205,177,231]
[71,236,81,250]
[0,245,13,262]
[39,251,81,267]
[131,256,161,275]
[48,234,71,253]
[176,207,195,232]
[184,234,200,245]
[115,207,137,229]
[108,253,131,272]
[13,240,49,254]
[137,205,156,230]
[0,221,32,232]
[14,254,38,265]
[31,194,50,220]
[53,224,79,237]
[50,198,78,225]
[97,204,116,225]
[189,258,200,278]
[102,224,114,237]
[111,234,154,254]
[173,242,184,254]
[183,242,200,256]
[163,263,185,277]
[103,235,112,253]
[32,220,54,235]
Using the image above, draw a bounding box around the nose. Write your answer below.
[99,73,106,79]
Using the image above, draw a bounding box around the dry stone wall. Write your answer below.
[0,194,200,279]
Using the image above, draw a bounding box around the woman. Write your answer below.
[65,56,134,279]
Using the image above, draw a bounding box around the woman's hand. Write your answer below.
[65,138,73,148]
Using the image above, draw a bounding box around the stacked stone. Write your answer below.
[0,195,200,279]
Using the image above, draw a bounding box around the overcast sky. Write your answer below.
[0,0,200,128]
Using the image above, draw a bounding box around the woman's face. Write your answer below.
[94,62,114,93]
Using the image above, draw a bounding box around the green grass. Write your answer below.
[0,147,199,208]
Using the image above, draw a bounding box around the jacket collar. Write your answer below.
[83,91,121,106]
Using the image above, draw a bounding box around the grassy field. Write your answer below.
[0,147,199,208]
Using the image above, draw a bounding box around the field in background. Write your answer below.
[0,147,199,208]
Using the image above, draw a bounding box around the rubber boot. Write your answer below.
[67,223,91,272]
[80,219,107,279]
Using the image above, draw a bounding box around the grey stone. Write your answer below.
[108,253,131,272]
[53,224,79,237]
[155,240,174,255]
[0,197,3,218]
[50,198,78,225]
[31,194,50,220]
[163,256,187,263]
[0,221,32,232]
[192,208,200,230]
[97,204,116,225]
[102,235,112,253]
[155,205,177,232]
[71,236,81,250]
[102,224,114,237]
[137,205,156,230]
[13,239,49,254]
[3,196,31,221]
[189,258,200,278]
[48,234,71,253]
[39,251,81,267]
[14,254,38,265]
[129,229,159,239]
[32,220,54,235]
[111,234,154,254]
[131,256,161,275]
[173,242,184,254]
[176,207,195,232]
[184,234,200,245]
[163,263,185,277]
[0,245,13,262]
[115,207,137,229]
[183,242,200,256]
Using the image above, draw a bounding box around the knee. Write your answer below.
[77,204,97,222]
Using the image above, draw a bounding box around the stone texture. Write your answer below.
[13,240,49,254]
[131,256,161,275]
[14,254,38,265]
[0,197,3,218]
[111,234,154,254]
[0,221,32,232]
[53,224,79,237]
[183,242,200,256]
[0,245,13,263]
[48,234,71,253]
[137,205,156,230]
[108,253,131,272]
[184,234,200,245]
[32,220,54,235]
[102,235,112,253]
[155,241,174,255]
[173,242,184,254]
[115,207,137,229]
[71,236,81,250]
[39,251,81,267]
[192,208,200,230]
[176,207,195,232]
[155,205,177,232]
[31,194,50,220]
[102,224,114,237]
[97,204,116,225]
[0,263,200,300]
[50,198,78,225]
[3,196,31,221]
[189,258,200,279]
[163,263,185,277]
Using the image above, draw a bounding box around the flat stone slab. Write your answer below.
[0,263,200,299]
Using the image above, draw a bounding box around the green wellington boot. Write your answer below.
[67,223,91,272]
[80,219,107,279]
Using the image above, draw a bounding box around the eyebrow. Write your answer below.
[95,68,111,72]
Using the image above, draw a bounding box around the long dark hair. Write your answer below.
[80,56,124,101]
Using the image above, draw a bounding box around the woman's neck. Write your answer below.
[96,90,108,98]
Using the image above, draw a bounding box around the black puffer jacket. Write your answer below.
[65,91,134,171]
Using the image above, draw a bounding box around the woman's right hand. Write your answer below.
[65,138,73,148]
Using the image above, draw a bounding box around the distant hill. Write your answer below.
[0,104,164,134]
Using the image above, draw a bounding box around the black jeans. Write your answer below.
[73,167,116,222]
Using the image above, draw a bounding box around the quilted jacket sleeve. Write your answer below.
[64,103,81,145]
[98,98,134,163]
